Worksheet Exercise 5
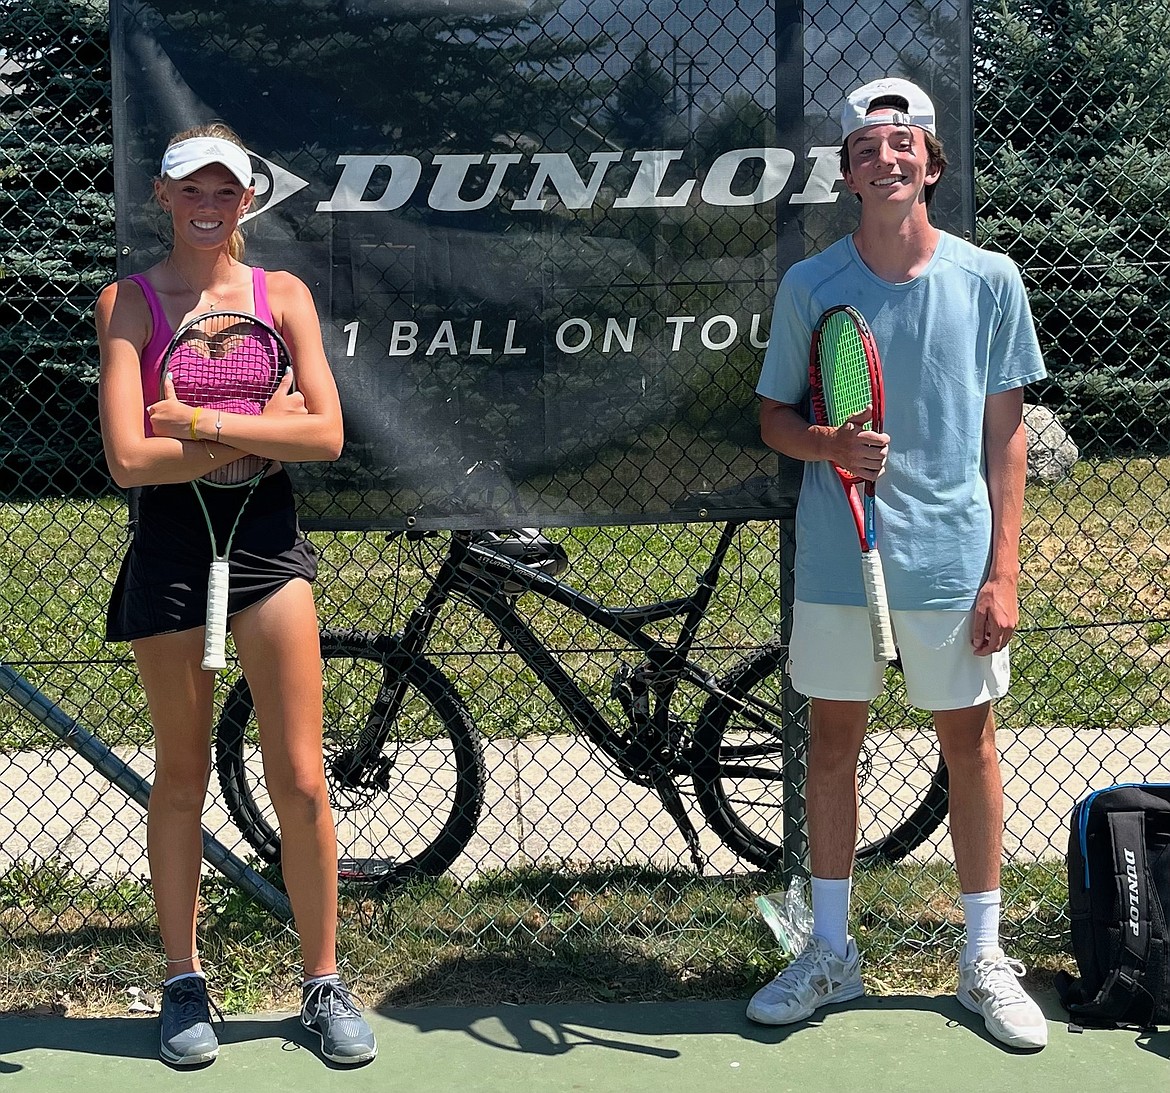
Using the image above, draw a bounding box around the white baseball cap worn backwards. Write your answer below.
[841,77,936,140]
[160,137,254,188]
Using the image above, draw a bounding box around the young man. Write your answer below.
[749,77,1048,1050]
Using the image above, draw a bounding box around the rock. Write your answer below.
[1024,404,1078,484]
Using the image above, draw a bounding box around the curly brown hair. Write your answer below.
[838,96,948,207]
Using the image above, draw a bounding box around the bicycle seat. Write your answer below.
[465,528,570,592]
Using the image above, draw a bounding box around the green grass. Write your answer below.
[1,510,789,747]
[0,858,1070,1018]
[1009,455,1170,728]
[3,456,1169,747]
[1,456,1164,1016]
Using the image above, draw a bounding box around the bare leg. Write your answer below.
[806,698,870,879]
[230,579,337,978]
[933,701,1003,894]
[744,697,869,1025]
[132,627,216,978]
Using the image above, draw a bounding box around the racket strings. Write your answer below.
[163,315,286,487]
[816,318,873,426]
[169,332,281,412]
[204,455,270,486]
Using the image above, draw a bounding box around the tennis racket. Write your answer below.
[159,309,294,671]
[809,305,896,662]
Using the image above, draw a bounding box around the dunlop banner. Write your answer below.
[110,0,971,528]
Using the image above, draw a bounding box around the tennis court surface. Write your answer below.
[1,991,1165,1091]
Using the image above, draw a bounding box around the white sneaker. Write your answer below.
[956,947,1048,1049]
[746,936,864,1025]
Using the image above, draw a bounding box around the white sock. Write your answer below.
[810,876,851,959]
[302,972,341,990]
[961,889,1001,962]
[163,970,205,987]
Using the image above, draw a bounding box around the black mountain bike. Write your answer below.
[214,522,949,889]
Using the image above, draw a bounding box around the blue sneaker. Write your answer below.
[159,975,220,1065]
[301,978,378,1065]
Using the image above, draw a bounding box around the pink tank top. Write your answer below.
[127,267,275,436]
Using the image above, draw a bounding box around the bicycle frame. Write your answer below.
[216,517,944,888]
[379,521,785,869]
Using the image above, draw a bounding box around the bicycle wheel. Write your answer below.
[691,641,950,870]
[215,629,485,888]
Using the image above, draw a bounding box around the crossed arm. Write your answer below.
[97,271,343,489]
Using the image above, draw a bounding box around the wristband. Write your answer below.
[189,406,202,440]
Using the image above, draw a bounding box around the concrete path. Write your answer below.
[3,723,1170,881]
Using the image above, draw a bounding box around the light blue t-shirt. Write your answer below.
[756,231,1046,611]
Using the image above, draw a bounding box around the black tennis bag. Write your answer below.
[1055,783,1170,1028]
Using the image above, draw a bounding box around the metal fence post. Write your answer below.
[0,664,292,922]
[778,516,809,882]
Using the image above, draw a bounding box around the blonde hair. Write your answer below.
[161,122,250,260]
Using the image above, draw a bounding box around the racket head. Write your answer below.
[808,305,884,435]
[160,309,293,485]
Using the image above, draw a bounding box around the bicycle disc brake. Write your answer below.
[330,746,394,797]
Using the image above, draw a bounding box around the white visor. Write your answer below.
[160,137,254,188]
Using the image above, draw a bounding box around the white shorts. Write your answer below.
[788,600,1011,711]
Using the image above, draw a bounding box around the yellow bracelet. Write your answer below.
[189,406,202,441]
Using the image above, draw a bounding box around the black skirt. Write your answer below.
[106,469,318,642]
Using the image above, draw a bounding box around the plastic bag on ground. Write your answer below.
[754,877,812,956]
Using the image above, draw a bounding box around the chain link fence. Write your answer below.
[2,0,1169,1010]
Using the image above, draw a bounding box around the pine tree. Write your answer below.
[605,46,678,147]
[0,0,113,498]
[975,0,1170,452]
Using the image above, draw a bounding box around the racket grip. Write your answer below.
[201,559,230,672]
[860,550,897,662]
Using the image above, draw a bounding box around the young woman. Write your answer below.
[96,122,376,1067]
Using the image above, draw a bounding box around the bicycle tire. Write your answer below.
[691,641,950,870]
[215,629,485,888]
